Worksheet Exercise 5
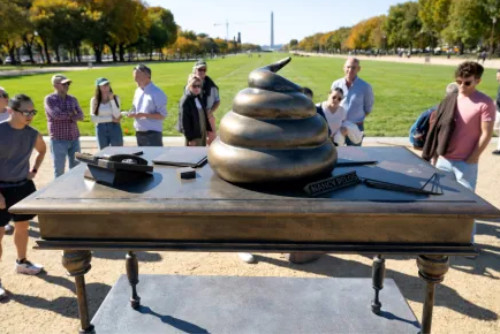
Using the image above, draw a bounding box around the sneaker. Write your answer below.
[15,259,43,275]
[4,223,14,235]
[492,150,500,155]
[0,280,7,300]
[238,253,256,264]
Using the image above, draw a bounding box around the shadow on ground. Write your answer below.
[9,273,110,319]
[255,252,498,322]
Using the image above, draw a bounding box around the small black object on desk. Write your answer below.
[177,167,196,180]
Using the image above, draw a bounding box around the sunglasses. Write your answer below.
[0,93,8,99]
[192,85,202,89]
[332,96,343,101]
[15,109,37,117]
[456,79,473,86]
[61,82,71,87]
[197,68,207,72]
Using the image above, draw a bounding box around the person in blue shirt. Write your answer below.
[128,64,167,146]
[331,57,374,146]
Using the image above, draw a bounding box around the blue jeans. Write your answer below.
[436,156,478,241]
[136,131,163,147]
[435,156,478,191]
[96,122,123,150]
[50,139,81,178]
[346,122,364,146]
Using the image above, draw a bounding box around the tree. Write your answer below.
[145,6,177,60]
[442,0,489,54]
[12,0,38,64]
[0,0,31,64]
[385,2,422,50]
[482,0,500,53]
[329,27,352,52]
[213,38,228,54]
[418,0,452,47]
[289,39,298,50]
[298,33,322,52]
[179,30,197,41]
[197,36,218,55]
[241,43,261,52]
[346,16,387,51]
[172,35,199,57]
[31,0,87,63]
[82,0,149,63]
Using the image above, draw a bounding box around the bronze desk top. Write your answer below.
[11,146,500,252]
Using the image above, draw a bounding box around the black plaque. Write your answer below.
[304,171,361,196]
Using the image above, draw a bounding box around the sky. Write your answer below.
[148,0,411,46]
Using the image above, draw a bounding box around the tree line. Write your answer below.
[0,0,261,65]
[287,0,500,56]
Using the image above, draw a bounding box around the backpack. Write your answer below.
[409,106,436,150]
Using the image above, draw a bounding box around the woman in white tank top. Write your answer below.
[90,78,123,149]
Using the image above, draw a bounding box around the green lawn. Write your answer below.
[0,53,498,136]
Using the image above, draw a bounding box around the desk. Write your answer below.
[11,146,500,333]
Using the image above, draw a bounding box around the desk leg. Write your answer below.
[371,254,385,314]
[417,255,449,334]
[126,251,141,309]
[62,250,94,334]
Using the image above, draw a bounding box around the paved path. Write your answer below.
[294,51,500,69]
[0,66,99,77]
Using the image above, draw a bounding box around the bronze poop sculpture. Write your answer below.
[208,57,337,183]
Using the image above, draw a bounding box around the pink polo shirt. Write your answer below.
[444,90,495,161]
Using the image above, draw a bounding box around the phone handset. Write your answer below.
[107,154,148,165]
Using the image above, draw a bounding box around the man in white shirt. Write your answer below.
[128,64,168,146]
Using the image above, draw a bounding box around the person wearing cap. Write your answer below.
[492,69,500,155]
[128,64,167,146]
[90,78,123,149]
[193,60,220,145]
[44,74,84,178]
[0,87,9,123]
[331,57,374,146]
[1,94,47,299]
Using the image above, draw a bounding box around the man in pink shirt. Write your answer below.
[435,62,495,192]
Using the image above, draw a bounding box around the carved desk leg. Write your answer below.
[62,250,94,334]
[126,251,141,309]
[371,254,386,314]
[417,255,449,334]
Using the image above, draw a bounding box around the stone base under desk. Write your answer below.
[91,274,420,334]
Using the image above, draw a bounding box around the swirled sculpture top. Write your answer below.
[208,57,337,183]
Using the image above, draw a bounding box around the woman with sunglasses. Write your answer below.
[90,78,123,149]
[193,60,219,145]
[317,88,362,146]
[177,74,212,146]
[1,94,47,300]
